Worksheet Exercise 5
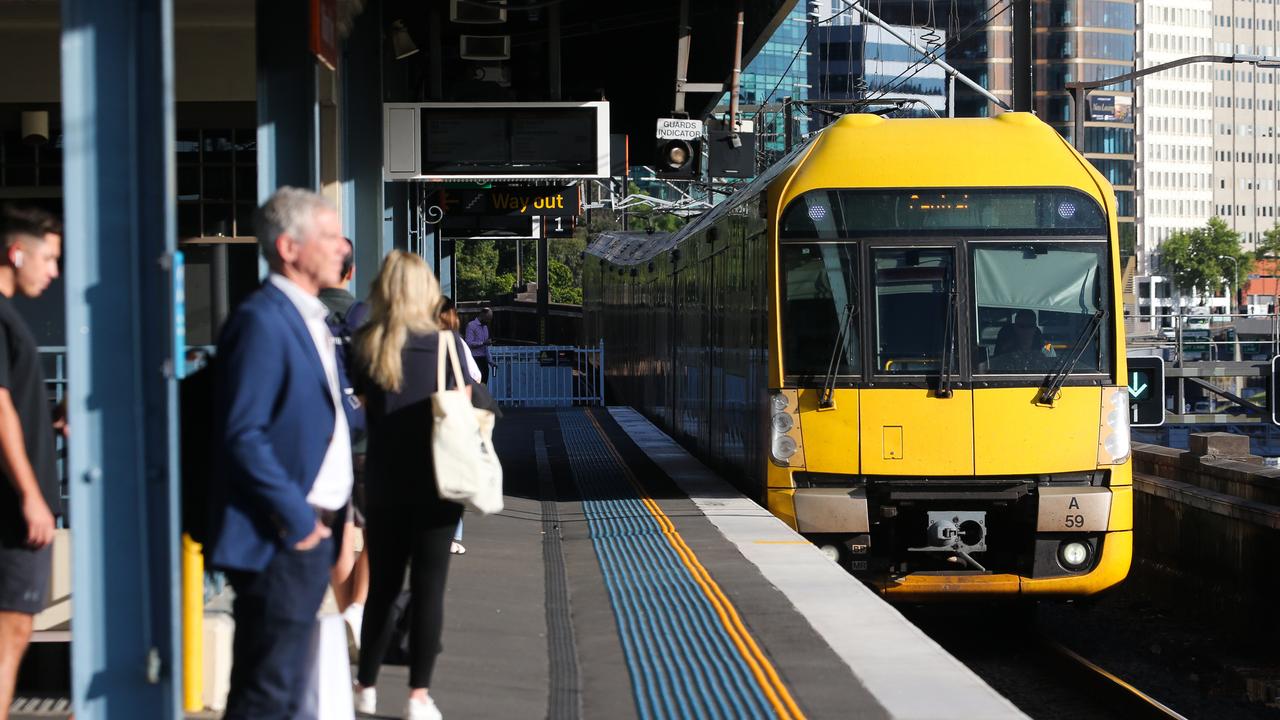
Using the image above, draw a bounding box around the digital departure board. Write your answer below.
[384,102,611,180]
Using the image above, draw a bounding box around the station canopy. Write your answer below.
[384,0,799,143]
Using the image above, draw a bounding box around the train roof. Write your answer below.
[780,112,1113,211]
[586,113,1114,267]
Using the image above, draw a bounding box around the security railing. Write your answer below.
[1126,313,1279,421]
[38,345,216,512]
[1126,312,1280,366]
[487,341,605,407]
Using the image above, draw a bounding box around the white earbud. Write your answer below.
[12,251,23,269]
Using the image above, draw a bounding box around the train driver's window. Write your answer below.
[871,248,956,374]
[780,243,861,378]
[972,244,1107,375]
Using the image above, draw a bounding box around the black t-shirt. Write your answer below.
[0,295,58,540]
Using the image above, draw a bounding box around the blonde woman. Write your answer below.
[351,251,470,720]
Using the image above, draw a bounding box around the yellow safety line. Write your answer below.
[583,410,806,720]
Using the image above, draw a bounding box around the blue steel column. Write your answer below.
[341,0,388,297]
[257,0,320,196]
[61,0,181,717]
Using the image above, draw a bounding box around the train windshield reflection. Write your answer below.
[780,243,861,378]
[973,243,1109,375]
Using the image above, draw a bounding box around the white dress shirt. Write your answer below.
[459,340,483,383]
[269,274,354,511]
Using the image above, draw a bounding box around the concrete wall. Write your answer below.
[1131,440,1280,628]
[0,1,255,104]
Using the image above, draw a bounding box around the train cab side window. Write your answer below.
[871,248,957,375]
[780,243,861,378]
[972,244,1109,375]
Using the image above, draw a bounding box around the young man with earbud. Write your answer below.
[0,204,62,719]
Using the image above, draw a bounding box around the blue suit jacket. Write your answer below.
[207,282,352,573]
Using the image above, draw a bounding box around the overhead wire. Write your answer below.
[748,1,863,126]
[855,0,1014,108]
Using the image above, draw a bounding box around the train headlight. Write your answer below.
[769,390,804,466]
[1058,541,1090,570]
[771,393,790,413]
[772,435,798,461]
[1097,387,1131,466]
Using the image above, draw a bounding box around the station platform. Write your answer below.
[377,406,1024,720]
[12,407,1026,719]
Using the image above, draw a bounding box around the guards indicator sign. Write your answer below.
[1127,356,1165,427]
[656,118,703,141]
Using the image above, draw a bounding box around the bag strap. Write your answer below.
[438,330,467,390]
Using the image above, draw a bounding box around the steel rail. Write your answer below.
[1041,637,1188,720]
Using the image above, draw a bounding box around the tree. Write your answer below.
[1255,222,1280,260]
[1160,217,1252,299]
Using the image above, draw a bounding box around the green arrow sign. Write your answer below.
[1128,371,1149,400]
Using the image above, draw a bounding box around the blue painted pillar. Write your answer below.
[257,0,319,197]
[61,0,181,717]
[341,0,388,297]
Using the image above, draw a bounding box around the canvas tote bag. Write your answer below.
[432,331,504,514]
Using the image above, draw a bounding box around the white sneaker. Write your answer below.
[354,684,376,714]
[343,602,365,650]
[450,541,466,555]
[405,695,443,720]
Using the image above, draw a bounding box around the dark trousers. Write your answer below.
[223,537,334,720]
[357,498,463,689]
[478,356,490,384]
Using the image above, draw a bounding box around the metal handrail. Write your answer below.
[488,341,605,407]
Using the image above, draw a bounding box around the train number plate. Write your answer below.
[1037,487,1112,532]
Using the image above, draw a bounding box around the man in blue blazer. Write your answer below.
[207,187,356,719]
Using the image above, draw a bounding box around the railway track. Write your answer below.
[1038,636,1187,720]
[902,606,1190,720]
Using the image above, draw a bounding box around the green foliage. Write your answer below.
[454,235,585,305]
[1160,217,1252,296]
[1256,222,1280,260]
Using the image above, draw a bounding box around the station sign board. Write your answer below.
[383,102,611,181]
[436,186,581,218]
[656,118,703,141]
[1127,355,1165,427]
[546,216,576,238]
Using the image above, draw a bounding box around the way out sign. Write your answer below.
[1127,355,1165,427]
[656,118,703,141]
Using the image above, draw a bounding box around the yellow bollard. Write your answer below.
[182,533,204,712]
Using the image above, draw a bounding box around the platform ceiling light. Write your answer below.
[21,111,48,146]
[390,20,419,60]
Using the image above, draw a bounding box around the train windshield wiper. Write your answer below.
[819,303,856,409]
[1038,309,1105,405]
[937,276,957,399]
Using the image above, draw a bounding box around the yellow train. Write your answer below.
[584,113,1132,599]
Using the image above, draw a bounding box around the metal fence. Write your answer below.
[488,342,605,407]
[1126,312,1280,365]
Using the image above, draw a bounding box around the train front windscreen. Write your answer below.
[779,188,1112,382]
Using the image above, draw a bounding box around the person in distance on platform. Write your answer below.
[438,297,480,556]
[463,307,493,384]
[206,188,356,720]
[0,205,61,720]
[321,237,373,653]
[351,252,470,720]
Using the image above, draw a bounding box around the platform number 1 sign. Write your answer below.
[1126,356,1165,427]
[547,216,575,238]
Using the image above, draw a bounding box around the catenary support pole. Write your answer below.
[61,0,182,716]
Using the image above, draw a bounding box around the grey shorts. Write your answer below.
[0,542,51,615]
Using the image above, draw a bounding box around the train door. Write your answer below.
[709,245,727,464]
[673,264,691,442]
[860,245,975,476]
